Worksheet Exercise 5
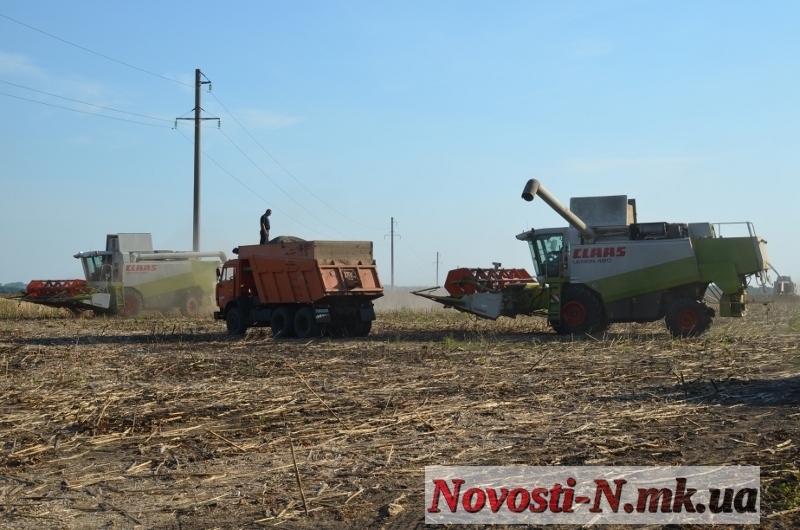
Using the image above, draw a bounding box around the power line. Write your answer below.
[216,128,353,240]
[0,91,172,128]
[0,10,378,236]
[175,128,337,239]
[0,13,192,87]
[209,91,383,231]
[399,240,426,273]
[0,78,173,123]
[400,237,427,270]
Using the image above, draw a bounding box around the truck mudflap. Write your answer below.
[315,307,331,323]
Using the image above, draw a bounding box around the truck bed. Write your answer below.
[236,241,383,304]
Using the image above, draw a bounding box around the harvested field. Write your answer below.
[0,297,799,529]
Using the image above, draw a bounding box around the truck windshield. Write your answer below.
[531,233,564,278]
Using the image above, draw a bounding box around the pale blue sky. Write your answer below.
[1,1,798,286]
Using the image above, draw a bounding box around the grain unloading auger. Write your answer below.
[416,179,772,338]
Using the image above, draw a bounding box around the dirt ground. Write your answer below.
[0,299,799,529]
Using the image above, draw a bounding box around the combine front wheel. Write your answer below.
[554,285,604,335]
[182,292,201,317]
[123,288,143,317]
[665,298,712,338]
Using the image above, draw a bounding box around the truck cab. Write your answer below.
[216,260,237,308]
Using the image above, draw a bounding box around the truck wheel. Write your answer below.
[271,307,295,339]
[665,298,712,338]
[123,288,143,316]
[357,320,372,337]
[554,285,603,335]
[226,306,248,335]
[344,318,372,338]
[182,293,200,317]
[294,307,319,338]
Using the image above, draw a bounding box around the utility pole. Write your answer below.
[176,69,216,251]
[385,217,399,290]
[435,251,442,286]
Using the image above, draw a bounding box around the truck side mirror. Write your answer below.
[216,268,221,280]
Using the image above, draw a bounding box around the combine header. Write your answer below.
[416,179,772,338]
[415,266,542,320]
[21,280,115,315]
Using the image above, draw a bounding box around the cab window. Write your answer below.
[82,255,112,281]
[531,233,564,277]
[221,268,235,281]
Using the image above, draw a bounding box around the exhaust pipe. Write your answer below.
[521,179,595,240]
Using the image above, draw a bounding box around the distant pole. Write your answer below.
[390,217,395,290]
[435,251,442,286]
[385,217,399,291]
[176,69,216,252]
[192,69,201,251]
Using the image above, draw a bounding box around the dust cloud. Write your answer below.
[373,287,444,311]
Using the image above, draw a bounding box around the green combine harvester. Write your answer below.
[415,179,771,337]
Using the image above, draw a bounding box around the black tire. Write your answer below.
[553,285,604,335]
[271,306,295,339]
[357,320,372,337]
[182,293,201,317]
[226,306,248,335]
[343,318,372,338]
[294,307,320,338]
[123,288,143,317]
[665,298,712,338]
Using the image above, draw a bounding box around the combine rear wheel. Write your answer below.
[294,307,320,338]
[553,285,604,335]
[665,298,712,338]
[271,306,295,339]
[226,306,247,335]
[123,288,143,317]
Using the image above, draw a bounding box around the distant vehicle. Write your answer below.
[215,238,383,337]
[774,275,796,295]
[22,233,225,316]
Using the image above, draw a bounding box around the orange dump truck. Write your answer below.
[214,239,383,337]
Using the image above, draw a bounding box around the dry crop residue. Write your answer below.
[0,300,799,529]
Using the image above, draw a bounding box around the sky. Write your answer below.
[1,1,798,287]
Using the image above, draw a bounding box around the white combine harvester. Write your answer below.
[22,233,226,316]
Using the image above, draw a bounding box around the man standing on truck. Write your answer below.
[260,209,272,244]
